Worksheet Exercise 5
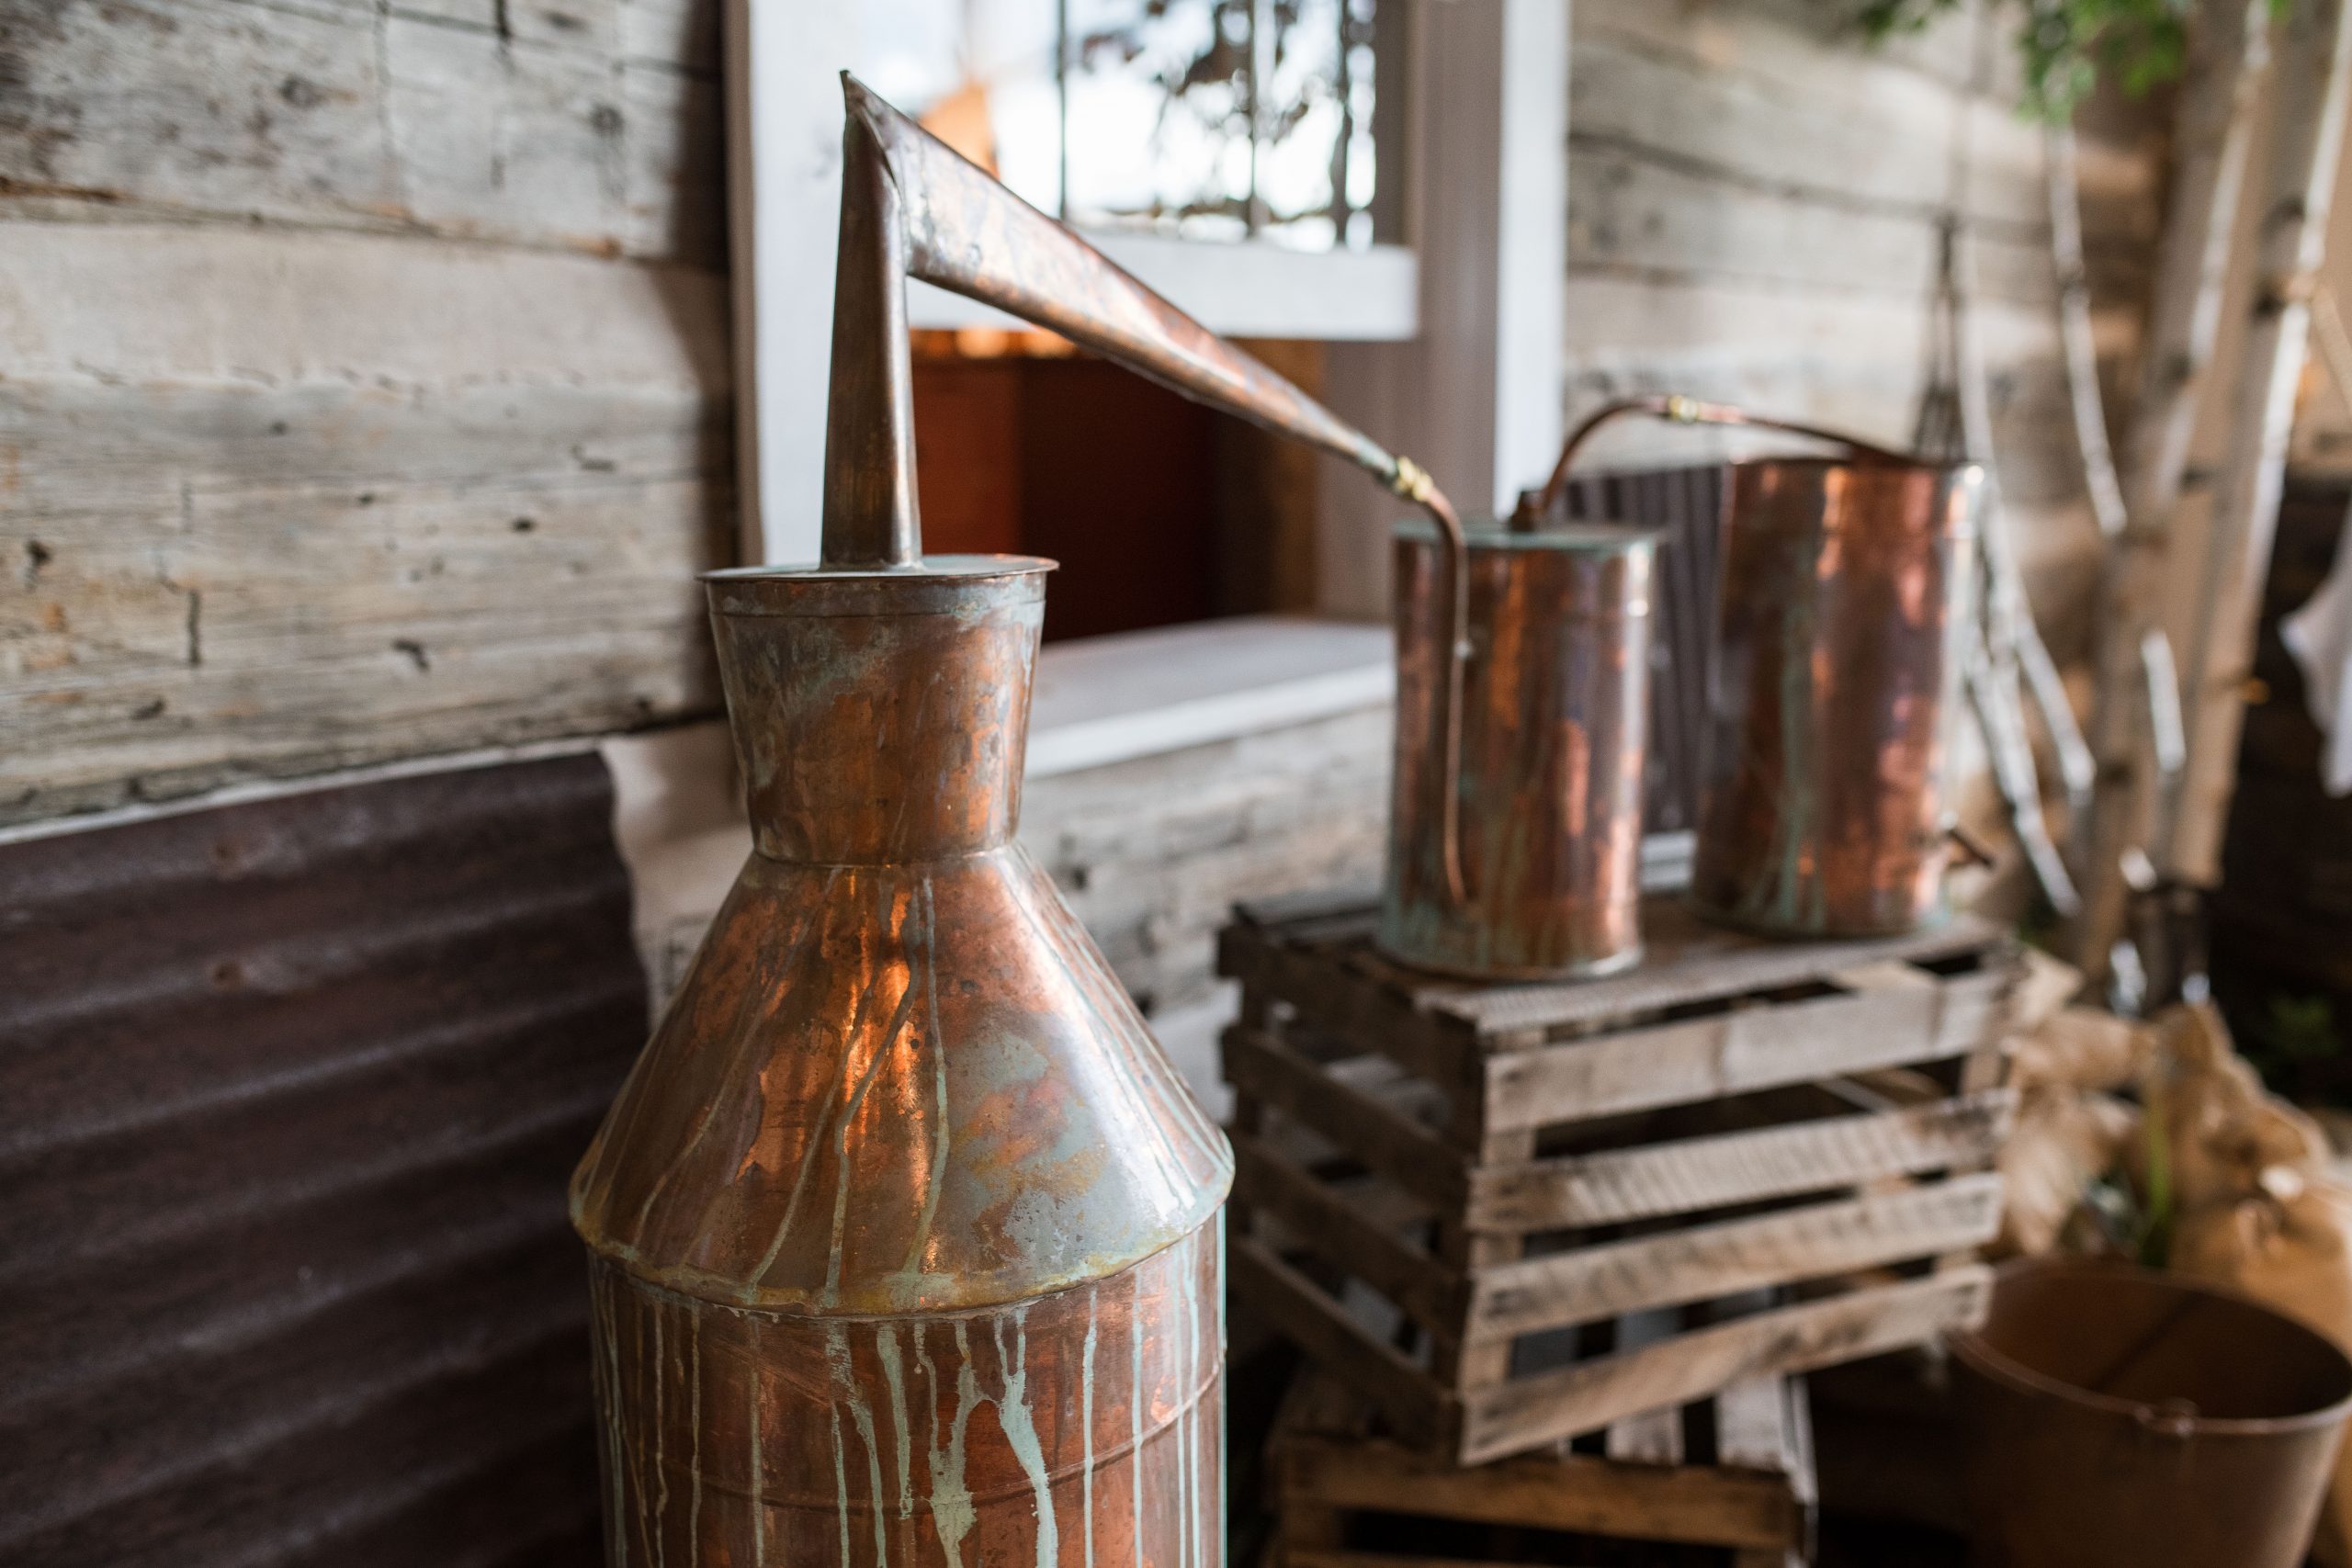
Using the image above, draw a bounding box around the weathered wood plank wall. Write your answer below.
[0,0,734,826]
[1561,0,2159,660]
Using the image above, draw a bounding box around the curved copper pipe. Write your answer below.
[823,74,1474,904]
[1512,393,1917,530]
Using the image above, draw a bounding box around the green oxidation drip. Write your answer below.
[1080,1296,1099,1568]
[992,1310,1058,1568]
[876,1325,913,1521]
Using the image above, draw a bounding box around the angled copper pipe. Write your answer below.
[823,74,1474,904]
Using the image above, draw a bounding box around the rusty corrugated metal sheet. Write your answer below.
[0,753,646,1568]
[1559,463,1727,837]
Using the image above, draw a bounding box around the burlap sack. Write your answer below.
[1996,1089,2138,1257]
[2173,1176,2352,1567]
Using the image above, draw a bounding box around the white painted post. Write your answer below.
[1317,0,1571,617]
[723,0,860,568]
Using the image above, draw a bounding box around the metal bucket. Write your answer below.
[1690,455,1984,937]
[1952,1258,2352,1568]
[1379,519,1657,980]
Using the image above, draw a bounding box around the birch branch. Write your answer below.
[2165,0,2352,878]
[2073,0,2275,973]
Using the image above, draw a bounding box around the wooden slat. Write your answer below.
[1285,1551,1544,1568]
[1442,902,2007,1041]
[1481,964,1989,1129]
[1465,1174,2002,1343]
[1465,1088,2016,1232]
[1602,1310,1687,1464]
[1230,1237,1449,1450]
[0,0,723,263]
[1604,1404,1684,1464]
[1279,1432,1804,1552]
[1221,1027,1468,1207]
[1219,926,1476,1090]
[1230,1133,1466,1337]
[1458,1267,1992,1464]
[1713,1377,1795,1475]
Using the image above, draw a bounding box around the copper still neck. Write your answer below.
[705,561,1051,865]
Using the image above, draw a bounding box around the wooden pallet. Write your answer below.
[1269,1363,1815,1567]
[1218,890,2016,1467]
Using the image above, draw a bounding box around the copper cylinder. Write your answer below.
[1690,457,1984,938]
[1380,521,1657,980]
[571,559,1232,1566]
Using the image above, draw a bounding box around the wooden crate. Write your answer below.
[1217,891,2016,1467]
[1269,1363,1815,1567]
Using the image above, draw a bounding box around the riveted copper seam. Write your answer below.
[1379,523,1658,980]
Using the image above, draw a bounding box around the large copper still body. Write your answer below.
[571,78,1471,1567]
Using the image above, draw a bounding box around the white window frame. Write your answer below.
[724,0,1567,609]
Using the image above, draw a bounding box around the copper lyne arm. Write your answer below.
[820,72,1458,568]
[820,73,1474,907]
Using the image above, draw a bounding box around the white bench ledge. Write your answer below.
[1027,615,1395,780]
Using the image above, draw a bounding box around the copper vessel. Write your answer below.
[572,77,1469,1567]
[1526,396,1983,939]
[1953,1260,2352,1568]
[1378,519,1657,979]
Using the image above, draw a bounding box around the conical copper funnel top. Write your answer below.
[571,557,1228,1314]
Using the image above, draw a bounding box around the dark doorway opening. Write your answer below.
[910,331,1323,642]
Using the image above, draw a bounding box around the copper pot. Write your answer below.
[1523,396,1983,942]
[1692,454,1983,937]
[1379,520,1657,979]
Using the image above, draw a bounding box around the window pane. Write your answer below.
[855,0,1384,254]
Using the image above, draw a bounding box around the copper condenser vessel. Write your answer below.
[1694,449,1983,937]
[1379,517,1657,979]
[1538,396,1983,939]
[572,76,1471,1567]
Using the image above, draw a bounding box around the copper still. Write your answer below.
[1378,517,1657,979]
[571,76,1472,1567]
[1530,396,1984,940]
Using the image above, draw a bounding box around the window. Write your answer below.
[856,0,1388,253]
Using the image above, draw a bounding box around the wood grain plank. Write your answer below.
[1465,1174,2002,1343]
[1221,1026,1468,1207]
[1713,1376,1794,1475]
[1229,1132,1465,1337]
[1480,969,1993,1128]
[1604,1404,1684,1465]
[1217,927,1475,1090]
[0,0,723,263]
[1284,1551,1543,1568]
[1444,905,2007,1040]
[1230,1236,1448,1450]
[1464,1088,2016,1232]
[1458,1267,1992,1464]
[1279,1432,1803,1551]
[1602,1309,1687,1463]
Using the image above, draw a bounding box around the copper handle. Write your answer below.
[1513,394,1918,530]
[823,74,1476,906]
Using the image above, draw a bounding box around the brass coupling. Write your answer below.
[1662,393,1703,423]
[1390,455,1437,502]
